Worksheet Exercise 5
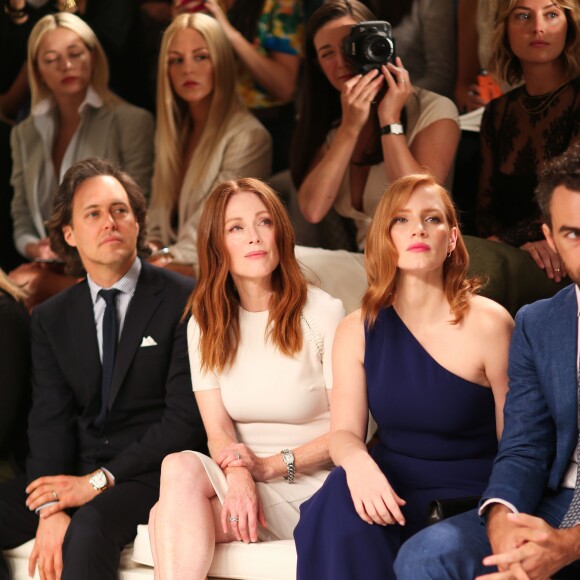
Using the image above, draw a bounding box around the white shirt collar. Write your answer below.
[32,85,104,117]
[575,285,580,317]
[87,258,142,305]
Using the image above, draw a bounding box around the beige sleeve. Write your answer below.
[168,121,272,266]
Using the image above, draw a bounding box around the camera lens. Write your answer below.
[364,35,393,63]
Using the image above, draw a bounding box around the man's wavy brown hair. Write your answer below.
[47,158,149,277]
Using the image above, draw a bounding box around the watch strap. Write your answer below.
[281,449,295,484]
[380,123,405,136]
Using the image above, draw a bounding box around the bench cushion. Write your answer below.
[133,524,297,580]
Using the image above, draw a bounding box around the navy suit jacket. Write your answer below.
[483,284,578,513]
[26,261,207,485]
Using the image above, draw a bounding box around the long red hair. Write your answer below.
[362,174,481,326]
[185,178,308,372]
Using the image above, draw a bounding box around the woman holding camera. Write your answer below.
[290,0,459,251]
[294,173,512,580]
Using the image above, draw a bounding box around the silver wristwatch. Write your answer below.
[88,469,108,492]
[281,449,295,484]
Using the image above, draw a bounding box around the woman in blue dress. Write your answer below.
[294,173,514,579]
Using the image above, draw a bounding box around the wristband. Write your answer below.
[380,123,404,136]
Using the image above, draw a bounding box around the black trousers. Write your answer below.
[0,474,159,580]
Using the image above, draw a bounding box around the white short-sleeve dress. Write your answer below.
[186,286,345,540]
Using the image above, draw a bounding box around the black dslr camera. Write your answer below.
[342,21,396,74]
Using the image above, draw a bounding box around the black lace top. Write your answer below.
[477,77,580,247]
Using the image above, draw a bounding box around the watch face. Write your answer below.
[282,450,294,465]
[90,470,107,489]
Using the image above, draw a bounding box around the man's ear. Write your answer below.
[542,223,556,253]
[62,224,76,248]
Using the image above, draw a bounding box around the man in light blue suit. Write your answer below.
[394,145,580,579]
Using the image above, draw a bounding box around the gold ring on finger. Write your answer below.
[52,490,59,501]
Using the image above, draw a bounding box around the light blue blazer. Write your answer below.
[483,284,578,514]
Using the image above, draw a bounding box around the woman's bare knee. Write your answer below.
[160,452,214,497]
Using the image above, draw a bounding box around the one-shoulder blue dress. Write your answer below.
[294,307,498,579]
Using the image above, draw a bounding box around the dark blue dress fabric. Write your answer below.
[294,307,498,579]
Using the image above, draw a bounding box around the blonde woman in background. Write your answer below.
[148,13,272,275]
[9,12,154,304]
[172,0,304,173]
[477,0,580,281]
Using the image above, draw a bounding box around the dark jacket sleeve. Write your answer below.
[0,293,30,455]
[26,306,79,481]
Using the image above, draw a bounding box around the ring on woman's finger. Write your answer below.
[235,452,241,461]
[399,79,406,85]
[229,515,239,523]
[52,490,59,501]
[555,268,561,272]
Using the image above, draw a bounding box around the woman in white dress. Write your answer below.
[148,177,345,579]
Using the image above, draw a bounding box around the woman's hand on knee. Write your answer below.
[345,461,406,526]
[221,469,267,543]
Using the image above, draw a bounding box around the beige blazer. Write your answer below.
[148,108,272,267]
[10,101,154,255]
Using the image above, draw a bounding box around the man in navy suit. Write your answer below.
[0,158,206,580]
[394,146,580,579]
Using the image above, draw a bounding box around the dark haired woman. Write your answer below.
[477,0,580,284]
[173,0,303,172]
[294,174,513,579]
[148,178,344,578]
[291,0,460,251]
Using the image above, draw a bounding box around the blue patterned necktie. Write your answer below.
[94,289,120,429]
[559,364,580,529]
